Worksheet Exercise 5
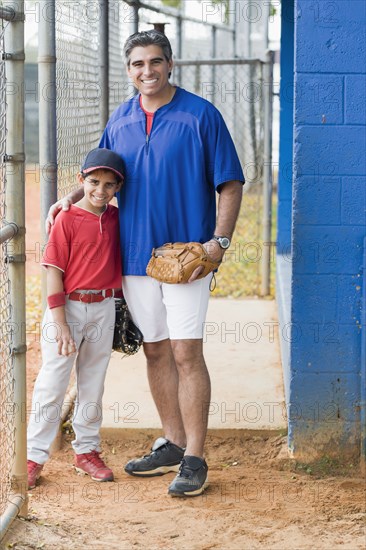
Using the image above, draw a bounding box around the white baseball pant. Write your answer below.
[27,297,115,464]
[122,274,212,342]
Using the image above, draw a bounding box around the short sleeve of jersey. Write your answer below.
[203,107,245,190]
[100,127,111,149]
[41,212,71,272]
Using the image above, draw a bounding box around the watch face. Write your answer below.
[214,236,230,249]
[220,237,230,249]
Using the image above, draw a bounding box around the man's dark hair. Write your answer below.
[124,30,173,67]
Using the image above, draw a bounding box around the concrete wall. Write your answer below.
[278,0,366,460]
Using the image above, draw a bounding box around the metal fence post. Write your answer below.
[99,0,109,132]
[38,0,57,311]
[132,0,139,34]
[176,15,182,86]
[261,50,274,296]
[227,0,237,56]
[262,1,270,51]
[211,25,217,106]
[3,0,27,521]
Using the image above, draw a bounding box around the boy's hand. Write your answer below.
[45,198,73,235]
[57,323,77,356]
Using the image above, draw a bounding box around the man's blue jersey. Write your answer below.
[100,87,245,275]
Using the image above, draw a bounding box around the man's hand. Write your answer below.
[56,323,77,357]
[188,239,225,283]
[45,197,73,234]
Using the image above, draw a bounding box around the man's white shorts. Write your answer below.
[122,275,212,342]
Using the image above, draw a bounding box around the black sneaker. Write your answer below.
[124,437,185,477]
[168,455,208,497]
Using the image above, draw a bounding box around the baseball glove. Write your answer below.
[113,298,143,355]
[146,242,220,284]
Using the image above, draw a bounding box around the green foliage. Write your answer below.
[270,4,277,17]
[294,455,357,478]
[161,0,181,7]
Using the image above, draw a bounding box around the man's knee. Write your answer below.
[143,339,171,363]
[170,339,205,371]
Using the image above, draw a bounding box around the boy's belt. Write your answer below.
[68,289,123,303]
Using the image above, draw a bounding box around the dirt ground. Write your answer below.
[2,337,365,549]
[3,393,366,549]
[2,178,365,549]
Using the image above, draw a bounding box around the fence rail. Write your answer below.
[0,222,18,244]
[0,5,24,22]
[124,0,235,31]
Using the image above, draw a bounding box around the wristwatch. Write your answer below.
[212,235,231,249]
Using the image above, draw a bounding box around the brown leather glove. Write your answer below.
[146,242,221,284]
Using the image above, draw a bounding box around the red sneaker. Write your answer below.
[74,450,114,482]
[27,460,44,489]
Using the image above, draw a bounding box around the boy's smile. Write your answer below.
[77,169,121,214]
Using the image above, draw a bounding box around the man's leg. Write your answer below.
[123,274,211,485]
[170,339,210,458]
[123,276,186,476]
[143,339,186,448]
[162,276,211,496]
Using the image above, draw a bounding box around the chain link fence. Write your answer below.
[52,0,103,402]
[1,0,28,534]
[55,0,101,197]
[173,58,270,296]
[108,3,132,112]
[0,15,15,519]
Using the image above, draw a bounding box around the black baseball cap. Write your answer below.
[81,148,125,181]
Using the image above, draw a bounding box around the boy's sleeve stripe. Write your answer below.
[40,263,65,273]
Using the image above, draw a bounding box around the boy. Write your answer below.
[27,148,124,489]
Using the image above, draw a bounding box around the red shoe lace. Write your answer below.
[82,450,107,468]
[28,460,41,473]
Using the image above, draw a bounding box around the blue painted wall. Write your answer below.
[276,0,294,413]
[277,0,294,254]
[278,0,366,460]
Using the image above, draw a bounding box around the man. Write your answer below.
[47,30,244,497]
